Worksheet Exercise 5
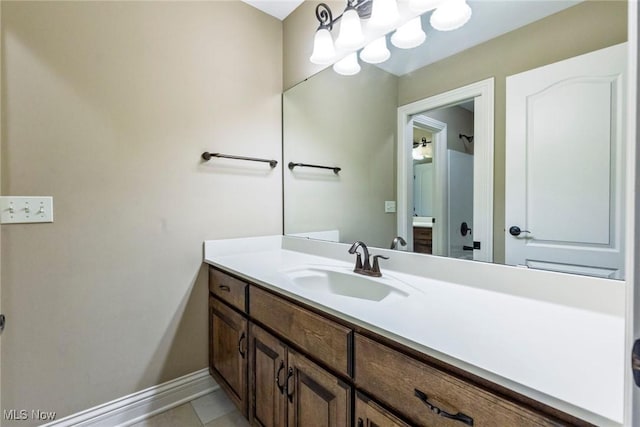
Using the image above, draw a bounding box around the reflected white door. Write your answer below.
[505,43,627,279]
[448,150,474,259]
[414,163,434,217]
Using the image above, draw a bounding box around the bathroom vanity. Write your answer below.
[204,236,625,427]
[412,218,433,255]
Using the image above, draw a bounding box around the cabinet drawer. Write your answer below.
[210,268,247,313]
[250,286,352,377]
[356,392,411,427]
[355,334,559,427]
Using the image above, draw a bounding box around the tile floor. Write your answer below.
[131,389,249,427]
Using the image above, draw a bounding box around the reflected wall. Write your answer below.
[283,64,398,248]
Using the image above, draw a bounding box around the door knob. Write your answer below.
[460,222,472,236]
[633,339,640,387]
[509,226,531,236]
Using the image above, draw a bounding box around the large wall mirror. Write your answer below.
[283,0,628,280]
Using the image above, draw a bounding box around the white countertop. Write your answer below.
[203,235,625,426]
[413,216,434,228]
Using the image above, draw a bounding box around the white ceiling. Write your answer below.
[241,0,304,20]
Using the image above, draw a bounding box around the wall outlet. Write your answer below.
[384,200,396,213]
[0,197,54,224]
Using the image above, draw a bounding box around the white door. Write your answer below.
[413,162,434,217]
[505,43,627,279]
[447,150,474,260]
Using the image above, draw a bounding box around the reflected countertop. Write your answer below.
[413,216,433,228]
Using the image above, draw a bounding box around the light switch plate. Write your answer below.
[384,200,396,213]
[0,197,54,224]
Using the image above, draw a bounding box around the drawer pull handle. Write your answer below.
[237,332,246,359]
[414,389,474,426]
[219,285,231,292]
[275,360,285,394]
[286,367,295,403]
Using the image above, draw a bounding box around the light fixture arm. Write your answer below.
[314,0,372,31]
[315,3,335,31]
[413,137,432,148]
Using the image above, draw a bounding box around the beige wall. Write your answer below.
[423,106,474,154]
[284,64,398,248]
[1,1,282,424]
[283,1,627,263]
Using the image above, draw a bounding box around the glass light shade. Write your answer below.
[369,0,399,31]
[430,0,472,31]
[309,28,336,65]
[409,0,444,13]
[412,141,433,160]
[412,148,424,160]
[391,17,426,49]
[333,53,361,76]
[360,37,391,64]
[335,8,365,49]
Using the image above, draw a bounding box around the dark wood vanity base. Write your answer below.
[413,227,433,254]
[208,265,592,427]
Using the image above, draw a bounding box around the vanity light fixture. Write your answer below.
[412,137,433,160]
[335,2,366,49]
[430,0,472,31]
[391,16,426,49]
[360,36,391,64]
[309,0,472,75]
[333,52,362,75]
[369,0,399,31]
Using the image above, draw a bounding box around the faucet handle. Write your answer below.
[353,253,363,271]
[371,255,389,276]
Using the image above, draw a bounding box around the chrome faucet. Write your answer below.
[348,241,389,277]
[390,236,407,250]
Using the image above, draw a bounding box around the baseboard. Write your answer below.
[42,368,218,427]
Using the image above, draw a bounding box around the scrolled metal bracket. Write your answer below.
[314,0,372,31]
[315,3,334,30]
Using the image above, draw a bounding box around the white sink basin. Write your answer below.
[281,266,409,302]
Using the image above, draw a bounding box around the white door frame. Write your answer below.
[624,1,638,425]
[411,115,447,255]
[397,78,495,262]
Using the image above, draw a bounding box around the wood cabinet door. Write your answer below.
[286,349,351,427]
[355,392,410,427]
[249,323,287,427]
[211,298,248,415]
